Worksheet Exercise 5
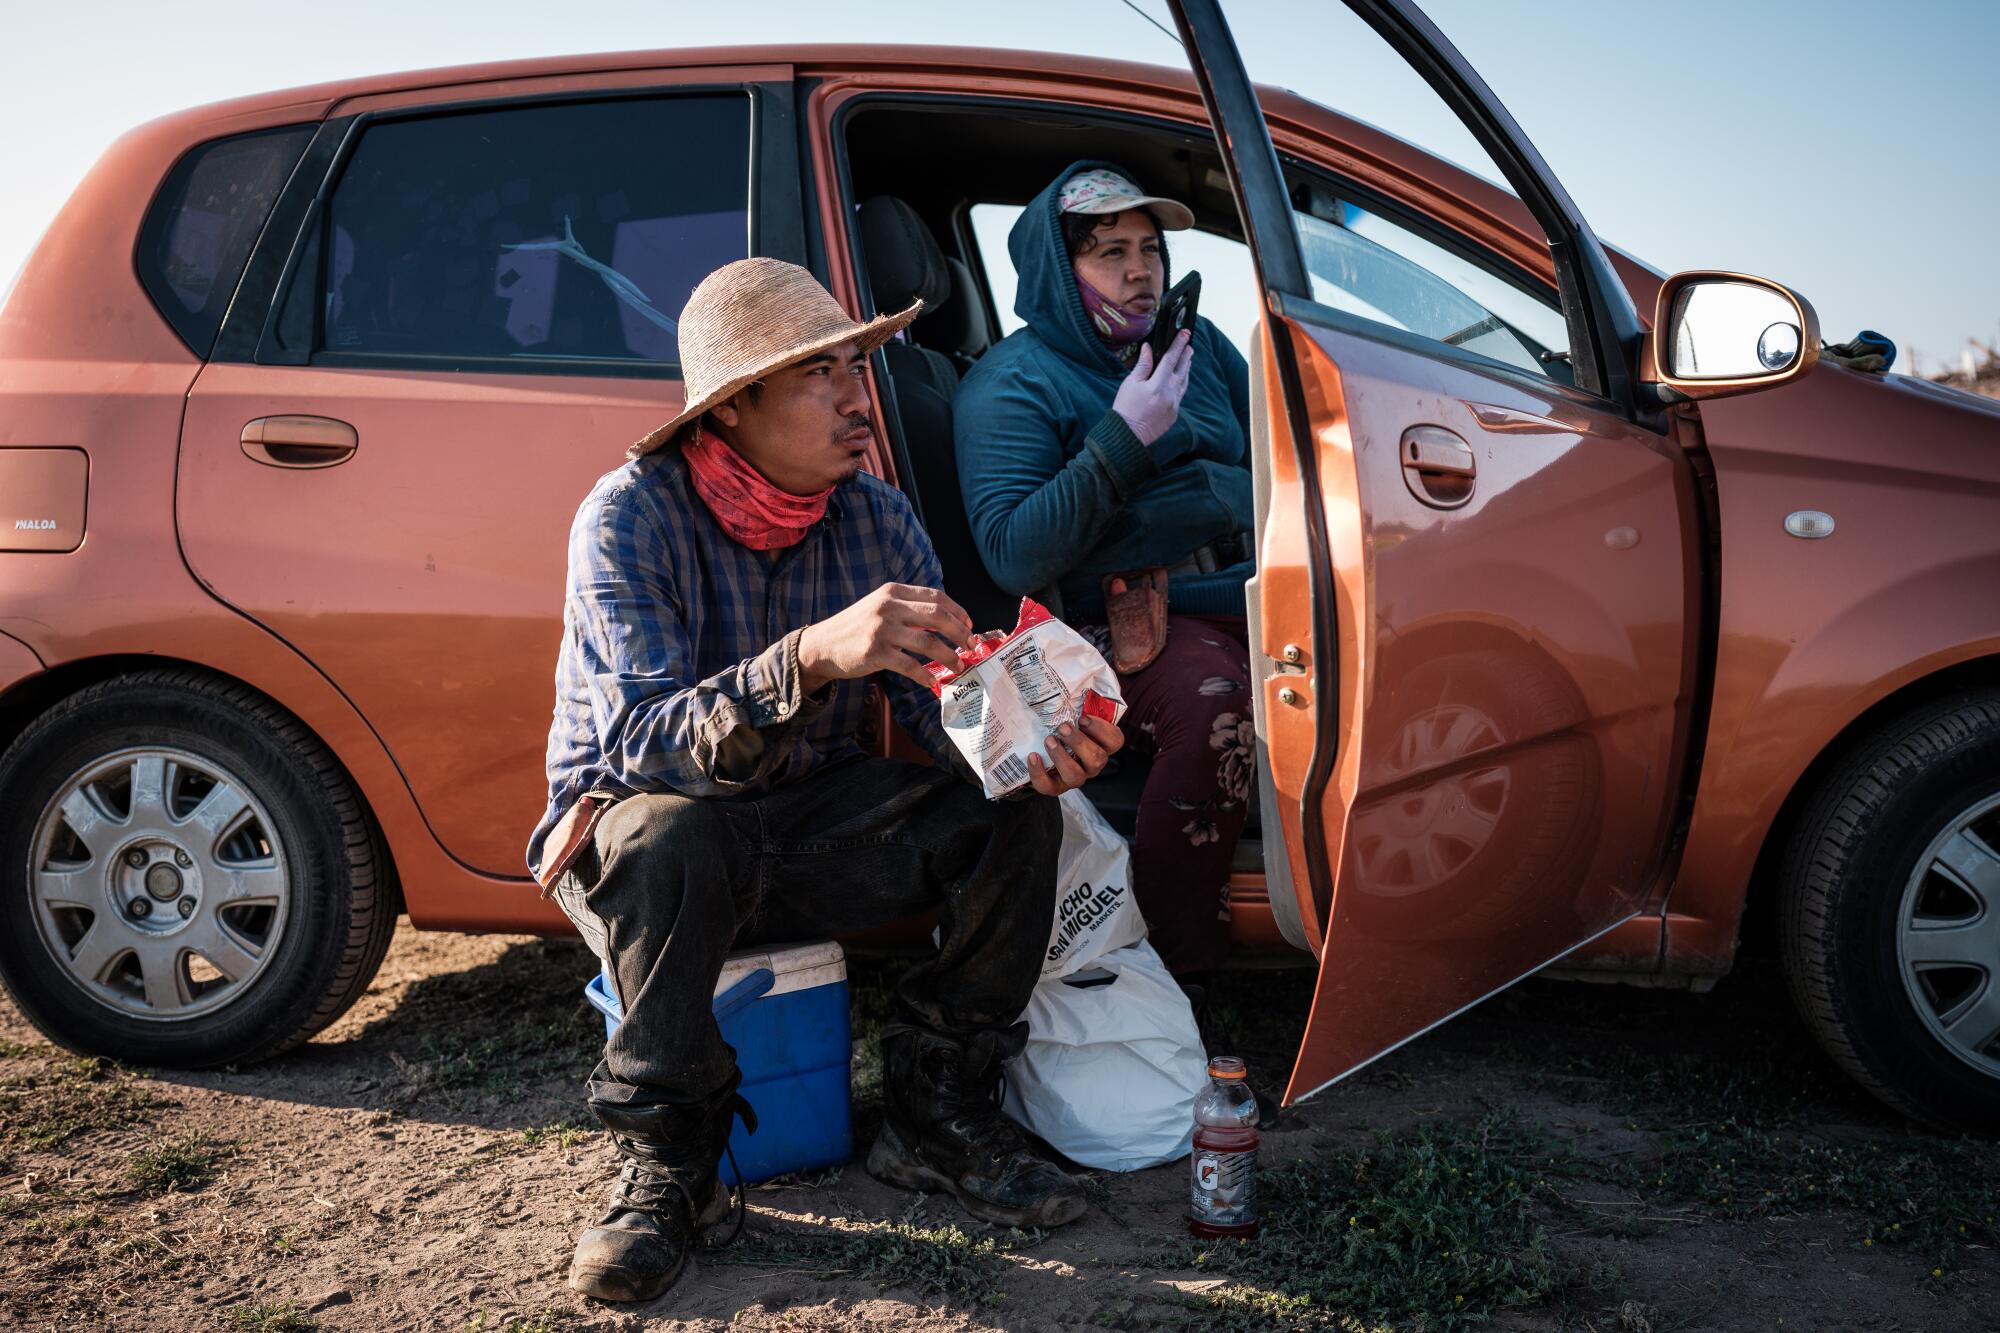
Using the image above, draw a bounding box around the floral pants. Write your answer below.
[1080,614,1254,976]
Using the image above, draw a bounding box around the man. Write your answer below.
[528,257,1126,1304]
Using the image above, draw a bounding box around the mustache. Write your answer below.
[835,412,873,443]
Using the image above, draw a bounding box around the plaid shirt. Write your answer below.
[527,448,964,875]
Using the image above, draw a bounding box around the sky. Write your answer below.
[4,0,1995,376]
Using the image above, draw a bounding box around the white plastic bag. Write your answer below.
[926,598,1127,800]
[1043,790,1147,979]
[1002,939,1206,1172]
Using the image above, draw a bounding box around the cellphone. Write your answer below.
[1146,271,1201,361]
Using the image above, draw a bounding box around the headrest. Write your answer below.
[858,196,949,315]
[932,259,992,361]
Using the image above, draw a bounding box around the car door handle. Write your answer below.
[1400,424,1475,509]
[240,416,358,469]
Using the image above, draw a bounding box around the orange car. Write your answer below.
[3,0,1996,1133]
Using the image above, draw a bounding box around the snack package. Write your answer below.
[925,598,1128,800]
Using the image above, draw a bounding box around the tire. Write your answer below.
[1780,690,2000,1133]
[0,669,397,1067]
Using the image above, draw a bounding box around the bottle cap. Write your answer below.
[1207,1056,1247,1080]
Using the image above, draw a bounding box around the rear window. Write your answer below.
[313,95,751,369]
[138,125,314,356]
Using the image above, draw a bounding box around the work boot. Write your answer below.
[570,1080,756,1303]
[867,1023,1087,1228]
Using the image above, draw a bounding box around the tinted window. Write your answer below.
[320,96,750,367]
[138,125,313,355]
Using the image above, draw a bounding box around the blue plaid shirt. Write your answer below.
[527,448,964,875]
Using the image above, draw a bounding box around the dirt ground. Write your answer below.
[2,923,1994,1332]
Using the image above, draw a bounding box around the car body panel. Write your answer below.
[1662,365,2000,968]
[0,631,44,690]
[1267,312,1694,1100]
[178,363,679,874]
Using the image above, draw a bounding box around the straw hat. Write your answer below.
[630,258,923,457]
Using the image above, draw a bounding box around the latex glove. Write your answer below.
[1111,329,1195,446]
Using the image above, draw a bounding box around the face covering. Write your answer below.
[1075,270,1157,347]
[681,424,833,551]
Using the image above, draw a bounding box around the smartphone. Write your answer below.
[1146,271,1201,362]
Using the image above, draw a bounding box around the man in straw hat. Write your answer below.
[528,257,1125,1302]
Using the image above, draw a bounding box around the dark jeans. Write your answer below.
[552,756,1063,1115]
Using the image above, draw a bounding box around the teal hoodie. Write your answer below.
[952,160,1254,622]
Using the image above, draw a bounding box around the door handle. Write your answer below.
[240,416,358,469]
[1400,424,1475,509]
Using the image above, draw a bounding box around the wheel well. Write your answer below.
[1735,654,2000,958]
[0,655,404,915]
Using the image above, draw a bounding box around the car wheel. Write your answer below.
[0,668,397,1067]
[1780,691,2000,1133]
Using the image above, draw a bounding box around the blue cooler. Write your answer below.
[582,940,852,1186]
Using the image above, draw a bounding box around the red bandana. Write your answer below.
[681,425,833,551]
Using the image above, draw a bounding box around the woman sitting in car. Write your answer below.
[953,162,1254,986]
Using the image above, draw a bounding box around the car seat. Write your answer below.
[857,196,1017,632]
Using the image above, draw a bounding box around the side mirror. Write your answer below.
[1645,271,1819,403]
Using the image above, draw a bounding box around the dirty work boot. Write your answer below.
[867,1023,1087,1228]
[570,1083,756,1302]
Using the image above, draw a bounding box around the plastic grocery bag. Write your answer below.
[1043,790,1147,979]
[1002,938,1206,1171]
[926,598,1127,800]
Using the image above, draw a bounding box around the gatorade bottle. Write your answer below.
[1188,1056,1259,1239]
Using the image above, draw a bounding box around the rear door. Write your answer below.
[1171,0,1699,1101]
[178,68,801,875]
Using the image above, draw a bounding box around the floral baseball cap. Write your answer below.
[1058,169,1195,231]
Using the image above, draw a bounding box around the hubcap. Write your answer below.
[27,747,290,1022]
[1897,792,2000,1080]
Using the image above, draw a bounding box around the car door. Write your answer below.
[1170,0,1700,1102]
[177,68,803,876]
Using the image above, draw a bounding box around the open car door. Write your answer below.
[1170,0,1700,1103]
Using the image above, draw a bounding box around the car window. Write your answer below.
[967,191,1566,384]
[316,95,750,368]
[1293,191,1571,382]
[967,202,1261,362]
[137,125,314,356]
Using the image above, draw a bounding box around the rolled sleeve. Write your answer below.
[743,627,833,728]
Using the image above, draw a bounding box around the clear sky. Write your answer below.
[4,0,1994,374]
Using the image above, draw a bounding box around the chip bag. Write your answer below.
[925,598,1127,799]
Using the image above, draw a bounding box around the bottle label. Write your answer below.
[1190,1147,1257,1227]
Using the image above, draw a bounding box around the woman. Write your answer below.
[953,161,1255,981]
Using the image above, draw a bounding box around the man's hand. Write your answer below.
[1026,713,1125,796]
[797,582,979,693]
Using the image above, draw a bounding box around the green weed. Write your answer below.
[515,1117,594,1151]
[0,1046,165,1150]
[1166,1114,1574,1331]
[1527,997,2000,1272]
[220,1301,316,1332]
[126,1130,236,1195]
[1576,1122,2000,1272]
[463,1310,583,1332]
[725,1206,1039,1303]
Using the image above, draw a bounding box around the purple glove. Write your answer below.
[1111,330,1195,447]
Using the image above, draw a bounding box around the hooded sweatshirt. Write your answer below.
[952,160,1254,622]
